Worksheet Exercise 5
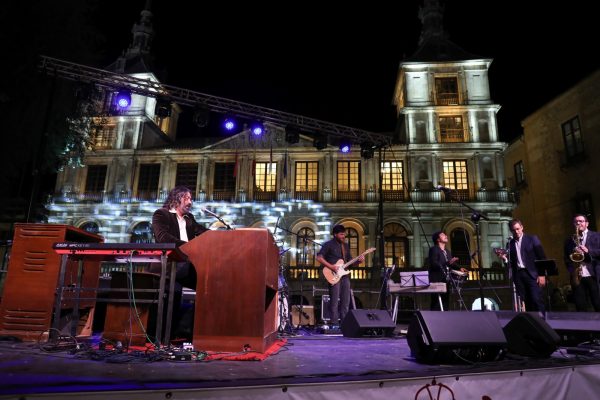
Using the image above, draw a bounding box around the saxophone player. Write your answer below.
[564,214,600,311]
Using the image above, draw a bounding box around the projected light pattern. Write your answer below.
[47,198,333,253]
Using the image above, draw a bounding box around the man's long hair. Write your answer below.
[163,186,192,209]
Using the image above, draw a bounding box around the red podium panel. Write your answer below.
[0,224,103,340]
[180,228,279,352]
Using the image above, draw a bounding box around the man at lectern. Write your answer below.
[152,186,208,338]
[316,224,365,329]
[428,231,467,311]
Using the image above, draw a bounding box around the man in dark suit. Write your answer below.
[152,186,208,338]
[564,214,600,311]
[428,231,468,311]
[506,219,547,312]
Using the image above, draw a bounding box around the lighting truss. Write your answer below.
[39,55,392,147]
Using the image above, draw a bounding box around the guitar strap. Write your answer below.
[341,243,347,262]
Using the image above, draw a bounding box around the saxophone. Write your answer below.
[570,227,584,285]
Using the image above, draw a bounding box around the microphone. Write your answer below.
[202,208,232,230]
[435,185,452,192]
[507,236,513,241]
[274,216,280,236]
[202,208,219,218]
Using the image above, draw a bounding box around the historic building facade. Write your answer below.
[504,69,600,290]
[47,3,517,316]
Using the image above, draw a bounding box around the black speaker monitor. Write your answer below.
[407,311,507,364]
[341,309,396,338]
[503,312,560,357]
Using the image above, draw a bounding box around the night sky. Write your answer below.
[89,0,597,143]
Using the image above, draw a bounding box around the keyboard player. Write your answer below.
[428,231,468,311]
[152,186,209,340]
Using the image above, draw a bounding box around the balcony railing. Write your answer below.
[51,186,515,205]
[436,93,459,106]
[440,128,466,142]
[294,191,318,201]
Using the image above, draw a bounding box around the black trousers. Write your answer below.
[572,276,600,311]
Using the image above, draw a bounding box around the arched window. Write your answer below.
[79,221,99,235]
[131,222,153,243]
[346,228,359,258]
[384,223,408,268]
[296,227,315,267]
[450,228,470,268]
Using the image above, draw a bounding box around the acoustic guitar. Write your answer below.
[322,248,376,285]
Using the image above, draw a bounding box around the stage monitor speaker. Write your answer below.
[544,311,600,346]
[407,311,507,364]
[341,309,395,338]
[503,312,559,357]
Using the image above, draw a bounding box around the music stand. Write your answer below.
[399,271,430,287]
[535,259,558,312]
[398,271,437,311]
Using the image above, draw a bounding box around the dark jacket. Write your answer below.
[428,245,458,283]
[508,234,546,278]
[564,230,600,275]
[152,208,208,246]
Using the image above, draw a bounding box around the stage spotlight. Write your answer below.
[192,107,210,128]
[115,89,132,109]
[360,141,375,159]
[339,141,352,154]
[155,98,172,118]
[249,121,265,136]
[313,134,327,150]
[285,124,301,144]
[223,117,237,132]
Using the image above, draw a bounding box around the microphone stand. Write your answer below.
[203,210,232,230]
[504,240,522,312]
[275,224,323,331]
[440,189,488,311]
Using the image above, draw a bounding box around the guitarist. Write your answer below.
[316,225,365,328]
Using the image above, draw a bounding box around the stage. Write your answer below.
[2,312,600,400]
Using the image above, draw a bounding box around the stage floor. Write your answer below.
[2,314,600,399]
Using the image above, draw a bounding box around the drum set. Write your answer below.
[448,269,469,310]
[449,269,468,289]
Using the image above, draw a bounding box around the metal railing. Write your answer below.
[51,186,515,205]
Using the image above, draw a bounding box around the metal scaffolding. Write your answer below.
[39,55,392,147]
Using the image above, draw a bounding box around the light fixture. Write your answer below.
[285,124,301,144]
[193,107,210,128]
[223,117,237,132]
[249,121,265,136]
[360,141,375,159]
[313,134,327,150]
[155,98,171,118]
[339,141,352,154]
[115,89,132,109]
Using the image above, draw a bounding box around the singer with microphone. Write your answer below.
[505,219,547,312]
[151,186,209,340]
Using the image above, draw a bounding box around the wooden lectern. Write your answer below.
[180,228,279,352]
[0,224,103,341]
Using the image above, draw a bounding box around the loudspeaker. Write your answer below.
[407,311,507,364]
[340,309,396,338]
[503,313,560,357]
[544,311,600,346]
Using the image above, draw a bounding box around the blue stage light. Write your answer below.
[250,121,264,136]
[223,118,236,131]
[115,90,132,109]
[339,141,352,154]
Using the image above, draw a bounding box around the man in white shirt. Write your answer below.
[564,214,600,311]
